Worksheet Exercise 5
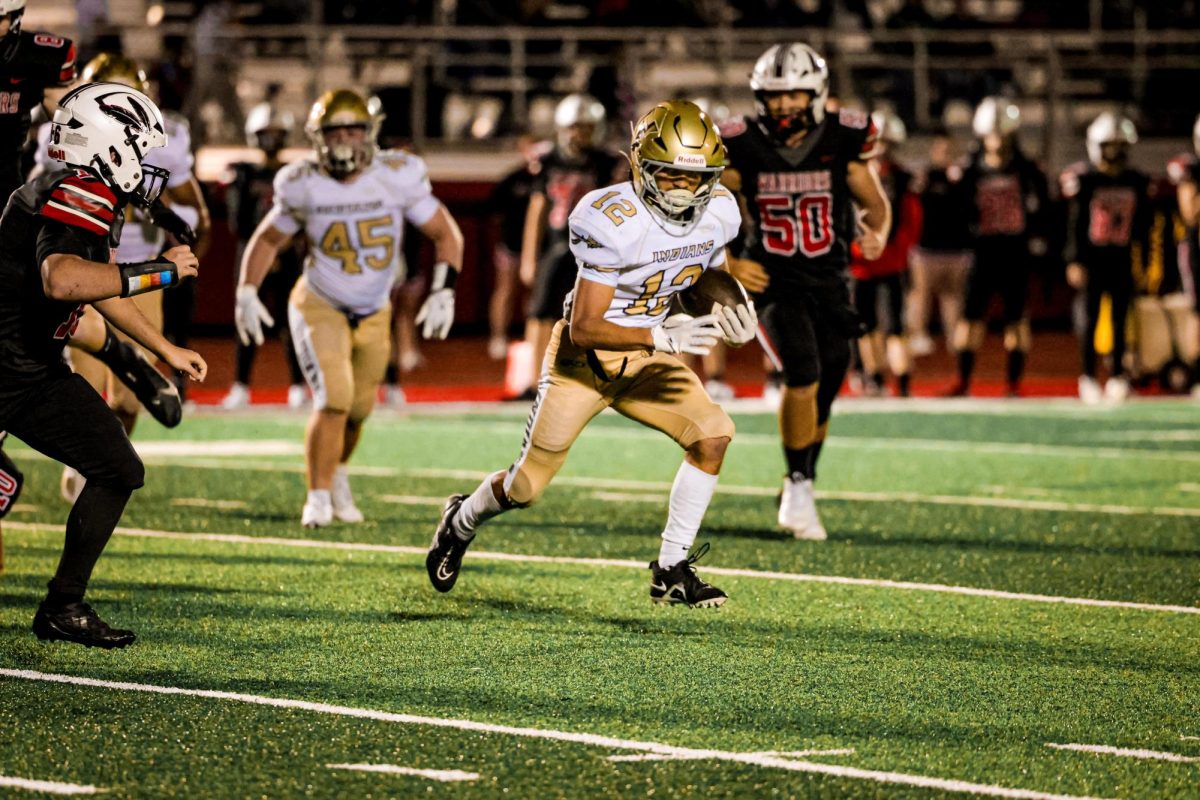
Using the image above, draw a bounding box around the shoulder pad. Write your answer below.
[375,149,413,171]
[718,117,749,138]
[25,32,76,85]
[41,171,117,236]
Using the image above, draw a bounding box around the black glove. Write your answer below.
[149,199,197,247]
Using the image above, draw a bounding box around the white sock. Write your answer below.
[453,471,507,540]
[306,489,331,506]
[658,460,719,568]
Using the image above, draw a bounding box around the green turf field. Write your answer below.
[1,399,1197,798]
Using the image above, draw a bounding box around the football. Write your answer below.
[669,269,750,317]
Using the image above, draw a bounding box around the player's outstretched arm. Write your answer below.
[848,160,892,260]
[235,222,293,345]
[42,245,199,304]
[568,276,656,351]
[93,295,207,381]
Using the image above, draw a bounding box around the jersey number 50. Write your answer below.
[757,192,834,257]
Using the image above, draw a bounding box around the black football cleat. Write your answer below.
[426,494,470,593]
[104,340,183,428]
[33,601,136,649]
[649,543,727,609]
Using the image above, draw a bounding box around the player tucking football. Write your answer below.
[427,100,754,608]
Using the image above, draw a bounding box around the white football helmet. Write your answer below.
[973,97,1021,138]
[1086,111,1137,168]
[554,93,605,155]
[749,43,829,139]
[0,0,25,34]
[244,101,294,149]
[49,82,169,205]
[1194,113,1200,157]
[871,109,907,145]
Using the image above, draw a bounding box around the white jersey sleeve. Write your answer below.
[263,158,316,237]
[707,186,742,251]
[377,150,440,227]
[146,114,195,189]
[568,197,627,288]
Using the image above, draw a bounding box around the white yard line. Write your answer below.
[0,669,1111,800]
[170,498,249,511]
[607,748,856,762]
[326,764,479,781]
[1088,430,1200,442]
[1045,743,1200,763]
[132,440,302,457]
[1177,484,1200,494]
[378,495,446,506]
[5,522,1197,616]
[1181,736,1200,741]
[9,503,40,513]
[591,491,663,503]
[0,776,100,795]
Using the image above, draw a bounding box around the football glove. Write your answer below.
[652,313,722,356]
[714,301,757,347]
[234,285,275,346]
[149,200,198,247]
[416,261,458,340]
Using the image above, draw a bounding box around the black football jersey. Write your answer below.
[721,108,877,291]
[916,165,972,251]
[226,161,281,240]
[0,168,124,398]
[959,149,1048,244]
[489,161,538,253]
[1060,162,1150,265]
[0,31,76,196]
[532,146,623,245]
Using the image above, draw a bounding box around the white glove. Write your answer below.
[417,288,456,340]
[714,301,758,348]
[234,285,274,346]
[652,313,722,356]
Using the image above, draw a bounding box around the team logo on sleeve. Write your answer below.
[570,229,604,249]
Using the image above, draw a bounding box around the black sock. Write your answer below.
[785,446,812,479]
[235,342,256,385]
[44,581,84,609]
[52,482,132,598]
[870,371,884,389]
[956,350,975,387]
[385,364,400,386]
[1006,350,1026,389]
[897,373,911,397]
[807,440,824,482]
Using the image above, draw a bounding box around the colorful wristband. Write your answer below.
[119,260,178,298]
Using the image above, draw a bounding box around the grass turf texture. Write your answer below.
[1,400,1197,798]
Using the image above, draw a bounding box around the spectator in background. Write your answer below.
[1062,112,1150,404]
[908,127,972,356]
[949,97,1049,398]
[1167,115,1200,395]
[851,109,920,396]
[487,133,547,360]
[221,94,306,410]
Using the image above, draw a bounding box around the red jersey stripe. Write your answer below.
[42,200,111,236]
[60,175,116,206]
[50,186,115,222]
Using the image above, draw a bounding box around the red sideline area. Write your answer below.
[181,331,1125,404]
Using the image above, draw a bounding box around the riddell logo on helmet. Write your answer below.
[48,147,65,161]
[673,154,706,167]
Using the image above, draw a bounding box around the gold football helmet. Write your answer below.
[630,100,726,233]
[80,53,151,95]
[305,88,381,177]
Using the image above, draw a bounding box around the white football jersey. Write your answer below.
[266,150,440,316]
[36,113,197,263]
[566,181,741,327]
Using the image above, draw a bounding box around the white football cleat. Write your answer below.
[1104,376,1130,404]
[301,490,333,528]
[221,382,250,410]
[331,467,364,523]
[286,383,308,409]
[60,466,85,504]
[704,379,735,402]
[383,384,407,408]
[1077,376,1102,405]
[779,476,827,541]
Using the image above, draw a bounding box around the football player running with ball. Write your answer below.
[427,101,754,608]
[722,43,891,540]
[236,89,464,528]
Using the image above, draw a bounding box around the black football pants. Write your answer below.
[1,374,145,595]
[1079,258,1134,378]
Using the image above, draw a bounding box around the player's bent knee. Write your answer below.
[686,435,731,470]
